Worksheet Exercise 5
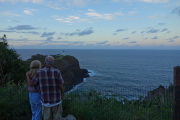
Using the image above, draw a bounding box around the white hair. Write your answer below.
[45,56,54,65]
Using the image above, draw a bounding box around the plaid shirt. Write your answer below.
[32,66,64,104]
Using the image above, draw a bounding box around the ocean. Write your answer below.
[16,49,180,97]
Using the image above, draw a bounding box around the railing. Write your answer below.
[0,86,174,120]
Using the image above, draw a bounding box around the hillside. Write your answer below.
[53,55,89,92]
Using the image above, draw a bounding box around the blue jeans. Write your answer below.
[29,92,42,120]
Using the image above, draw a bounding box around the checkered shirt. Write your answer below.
[32,66,64,104]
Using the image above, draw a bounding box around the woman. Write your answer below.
[26,60,42,120]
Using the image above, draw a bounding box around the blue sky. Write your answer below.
[0,0,180,49]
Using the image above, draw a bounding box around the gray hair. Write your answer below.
[45,56,54,66]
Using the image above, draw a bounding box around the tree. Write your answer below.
[0,35,28,86]
[0,34,8,47]
[2,34,7,42]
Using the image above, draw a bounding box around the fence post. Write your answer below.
[174,66,180,120]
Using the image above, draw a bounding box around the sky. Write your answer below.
[0,0,180,49]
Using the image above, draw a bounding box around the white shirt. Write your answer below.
[41,100,62,107]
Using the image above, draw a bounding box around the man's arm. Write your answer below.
[60,84,64,97]
[60,84,63,91]
[57,70,64,97]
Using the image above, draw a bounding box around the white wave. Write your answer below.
[65,78,86,94]
[88,69,97,77]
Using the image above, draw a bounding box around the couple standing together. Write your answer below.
[26,56,64,120]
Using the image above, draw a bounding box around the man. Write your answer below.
[27,56,64,120]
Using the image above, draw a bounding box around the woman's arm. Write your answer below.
[26,72,34,86]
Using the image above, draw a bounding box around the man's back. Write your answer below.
[33,66,64,104]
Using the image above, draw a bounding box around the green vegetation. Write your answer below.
[0,87,31,120]
[0,37,28,86]
[0,87,173,120]
[63,88,173,120]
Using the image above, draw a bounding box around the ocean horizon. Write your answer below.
[16,49,180,96]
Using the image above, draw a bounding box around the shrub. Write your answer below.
[0,87,31,120]
[62,88,173,120]
[0,42,28,86]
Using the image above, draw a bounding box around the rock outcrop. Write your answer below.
[144,85,173,101]
[52,55,89,92]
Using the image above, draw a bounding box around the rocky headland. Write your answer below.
[53,55,89,92]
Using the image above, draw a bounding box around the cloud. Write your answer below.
[87,9,95,12]
[128,11,137,16]
[122,37,129,40]
[46,37,53,41]
[166,36,179,42]
[161,28,168,32]
[111,0,120,2]
[24,10,32,15]
[0,30,15,32]
[141,31,145,34]
[129,41,137,43]
[17,31,40,35]
[54,9,123,23]
[0,0,43,3]
[58,37,62,39]
[147,28,159,33]
[173,36,179,39]
[63,0,103,7]
[131,31,136,34]
[114,29,128,35]
[0,29,39,35]
[8,25,38,30]
[24,9,38,15]
[41,32,55,37]
[85,9,123,20]
[172,7,180,16]
[61,27,94,36]
[42,0,101,10]
[55,16,80,23]
[113,33,117,35]
[116,29,128,32]
[8,19,20,22]
[139,0,169,3]
[148,15,161,19]
[65,0,90,7]
[78,28,93,36]
[157,23,166,26]
[169,40,174,42]
[86,12,113,20]
[0,12,20,17]
[145,28,169,34]
[96,41,108,44]
[8,38,29,42]
[151,36,158,39]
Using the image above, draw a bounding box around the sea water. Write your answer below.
[16,49,180,97]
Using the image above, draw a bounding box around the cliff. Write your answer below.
[144,85,173,101]
[52,55,89,92]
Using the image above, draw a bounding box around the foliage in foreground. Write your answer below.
[0,87,173,120]
[0,87,31,120]
[0,42,28,86]
[63,89,173,120]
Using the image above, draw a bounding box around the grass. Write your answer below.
[0,87,173,120]
[0,87,31,120]
[62,88,173,120]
